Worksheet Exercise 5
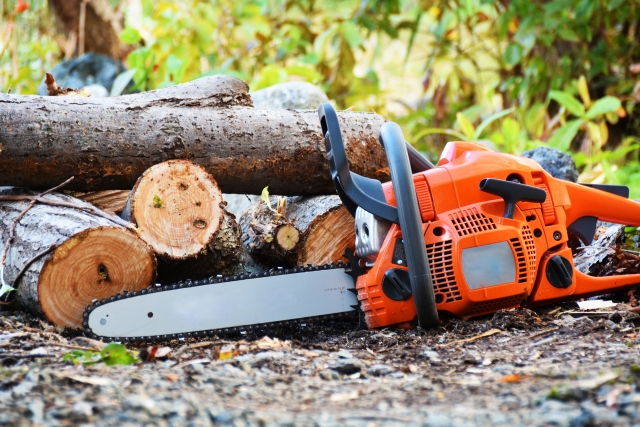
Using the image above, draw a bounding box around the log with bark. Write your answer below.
[240,195,356,268]
[0,189,156,328]
[116,159,259,284]
[0,75,389,195]
[72,190,130,215]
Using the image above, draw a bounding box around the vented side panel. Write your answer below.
[449,207,496,236]
[509,237,528,283]
[467,293,526,316]
[427,240,462,303]
[522,225,537,282]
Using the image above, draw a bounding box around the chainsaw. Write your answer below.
[85,103,640,342]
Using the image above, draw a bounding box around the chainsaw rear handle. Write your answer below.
[378,122,440,329]
[318,103,433,223]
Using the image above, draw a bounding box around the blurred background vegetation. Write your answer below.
[3,0,640,195]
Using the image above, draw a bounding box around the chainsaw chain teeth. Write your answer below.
[82,261,358,343]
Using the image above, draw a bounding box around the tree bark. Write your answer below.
[0,75,389,195]
[49,0,132,60]
[71,190,130,214]
[0,189,156,328]
[240,195,356,268]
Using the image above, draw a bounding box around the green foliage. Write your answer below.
[62,343,138,366]
[5,0,640,195]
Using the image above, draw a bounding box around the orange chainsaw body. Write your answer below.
[356,141,640,329]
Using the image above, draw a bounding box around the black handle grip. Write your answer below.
[379,122,439,329]
[479,178,546,219]
[318,103,398,223]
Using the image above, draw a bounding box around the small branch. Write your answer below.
[0,194,135,231]
[0,178,75,293]
[10,244,56,290]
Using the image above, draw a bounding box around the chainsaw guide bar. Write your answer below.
[83,262,360,343]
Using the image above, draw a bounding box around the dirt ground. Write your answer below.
[1,295,640,427]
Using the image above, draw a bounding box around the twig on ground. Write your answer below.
[442,328,502,347]
[527,326,560,340]
[0,353,57,359]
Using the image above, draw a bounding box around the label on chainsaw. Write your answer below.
[85,265,358,340]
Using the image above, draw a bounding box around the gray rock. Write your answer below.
[367,364,394,377]
[319,370,340,380]
[36,52,129,96]
[521,146,579,182]
[250,81,329,110]
[83,84,109,98]
[333,358,362,374]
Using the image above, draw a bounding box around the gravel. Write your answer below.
[1,302,640,426]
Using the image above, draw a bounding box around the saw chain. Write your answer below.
[83,261,361,343]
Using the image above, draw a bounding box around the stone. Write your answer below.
[250,81,329,110]
[319,370,340,380]
[333,358,362,374]
[521,146,579,182]
[36,53,130,96]
[367,364,394,377]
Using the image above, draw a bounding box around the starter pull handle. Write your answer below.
[479,178,546,219]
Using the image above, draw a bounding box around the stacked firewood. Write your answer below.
[0,75,389,328]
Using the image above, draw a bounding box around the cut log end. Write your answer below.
[276,224,299,251]
[36,226,156,329]
[125,160,224,259]
[298,207,355,265]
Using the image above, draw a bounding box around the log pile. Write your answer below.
[0,75,385,328]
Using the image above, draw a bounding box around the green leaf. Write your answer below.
[340,21,363,48]
[153,195,165,208]
[549,91,586,118]
[501,117,521,144]
[548,119,584,151]
[101,343,135,366]
[586,97,621,120]
[474,107,516,140]
[120,28,142,44]
[261,186,271,209]
[412,128,467,141]
[625,226,638,233]
[109,69,137,97]
[503,43,523,67]
[456,112,475,140]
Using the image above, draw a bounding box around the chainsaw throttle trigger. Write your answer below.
[479,178,547,219]
[379,122,439,328]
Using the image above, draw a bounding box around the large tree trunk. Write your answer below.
[0,189,156,328]
[240,195,356,268]
[0,75,389,195]
[49,0,132,60]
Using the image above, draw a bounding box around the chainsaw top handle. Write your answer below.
[318,103,434,223]
[317,103,439,328]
